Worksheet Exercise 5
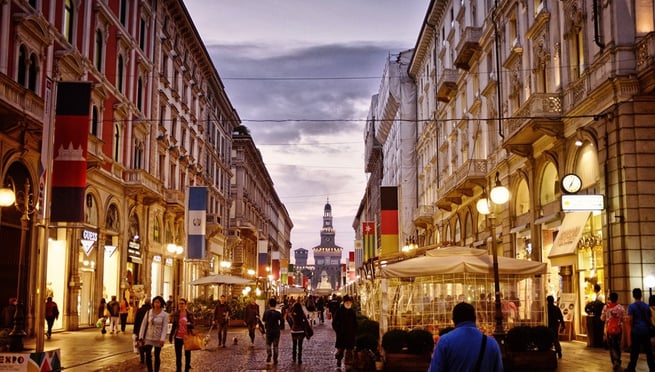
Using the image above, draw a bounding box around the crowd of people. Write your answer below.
[31,284,655,372]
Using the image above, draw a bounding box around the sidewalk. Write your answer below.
[22,325,655,371]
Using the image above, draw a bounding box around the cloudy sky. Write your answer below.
[184,1,429,262]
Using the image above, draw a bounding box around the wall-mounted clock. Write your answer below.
[561,173,582,194]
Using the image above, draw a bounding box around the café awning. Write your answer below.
[547,211,590,266]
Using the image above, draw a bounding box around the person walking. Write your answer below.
[213,294,230,348]
[119,297,129,333]
[546,295,565,359]
[262,298,284,364]
[139,296,169,372]
[428,302,503,372]
[333,295,357,368]
[107,295,120,334]
[98,298,108,334]
[169,298,194,372]
[44,297,59,340]
[133,298,151,364]
[600,292,625,371]
[244,296,260,346]
[289,301,309,364]
[625,288,655,372]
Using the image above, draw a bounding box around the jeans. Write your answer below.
[266,332,280,360]
[606,333,622,369]
[45,316,55,337]
[217,322,228,346]
[120,313,128,332]
[174,337,191,372]
[292,333,304,361]
[143,344,162,372]
[626,332,655,371]
[110,316,119,333]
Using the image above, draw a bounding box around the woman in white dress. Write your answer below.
[139,295,169,372]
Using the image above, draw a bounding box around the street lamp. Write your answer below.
[476,172,510,338]
[3,177,37,351]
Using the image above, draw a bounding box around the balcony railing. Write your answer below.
[0,74,44,123]
[454,27,482,70]
[504,93,562,151]
[123,169,163,198]
[436,69,459,102]
[436,159,488,209]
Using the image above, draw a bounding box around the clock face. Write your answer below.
[561,173,582,193]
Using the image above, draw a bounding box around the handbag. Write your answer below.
[303,318,314,340]
[183,334,203,351]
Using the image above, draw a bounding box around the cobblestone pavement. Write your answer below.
[25,320,655,371]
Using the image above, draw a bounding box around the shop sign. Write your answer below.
[561,194,604,211]
[81,229,97,256]
[128,240,141,262]
[0,349,61,371]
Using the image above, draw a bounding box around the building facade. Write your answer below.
[405,0,655,341]
[0,0,290,337]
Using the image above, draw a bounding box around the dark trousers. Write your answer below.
[549,326,562,354]
[247,322,256,343]
[143,344,162,372]
[174,337,191,372]
[266,332,280,359]
[45,316,55,337]
[606,333,622,369]
[217,322,228,346]
[292,333,304,361]
[120,313,128,332]
[627,332,655,371]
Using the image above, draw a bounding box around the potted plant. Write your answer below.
[381,328,434,372]
[504,325,557,371]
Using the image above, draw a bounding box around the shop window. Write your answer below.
[540,162,558,204]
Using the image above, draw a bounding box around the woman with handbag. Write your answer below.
[289,301,309,364]
[169,298,194,372]
[139,296,169,372]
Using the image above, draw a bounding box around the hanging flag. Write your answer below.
[280,258,289,285]
[187,186,207,259]
[257,240,269,277]
[380,186,399,256]
[362,221,375,262]
[272,251,280,281]
[51,82,92,222]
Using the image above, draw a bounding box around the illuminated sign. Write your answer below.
[561,194,604,211]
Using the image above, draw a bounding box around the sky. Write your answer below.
[184,1,429,263]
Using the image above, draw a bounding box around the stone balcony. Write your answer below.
[436,68,459,103]
[436,159,488,211]
[123,169,163,203]
[413,205,435,227]
[503,93,563,157]
[454,27,482,71]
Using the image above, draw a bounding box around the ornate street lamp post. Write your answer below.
[476,172,509,339]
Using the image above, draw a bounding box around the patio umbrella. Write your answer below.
[380,246,547,278]
[189,274,252,285]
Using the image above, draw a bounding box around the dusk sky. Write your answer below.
[184,1,429,262]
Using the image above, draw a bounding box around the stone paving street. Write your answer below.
[24,317,655,371]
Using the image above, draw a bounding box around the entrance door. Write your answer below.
[79,270,95,326]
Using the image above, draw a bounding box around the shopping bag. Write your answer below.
[96,318,105,328]
[304,320,314,340]
[183,334,203,351]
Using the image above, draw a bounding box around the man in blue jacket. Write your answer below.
[429,302,503,372]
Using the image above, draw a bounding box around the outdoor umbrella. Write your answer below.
[189,274,252,285]
[380,246,547,278]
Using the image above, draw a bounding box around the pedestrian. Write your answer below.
[244,296,260,346]
[333,294,357,368]
[44,297,59,340]
[169,298,194,372]
[306,295,316,325]
[166,295,174,313]
[139,295,169,372]
[316,295,326,324]
[133,298,151,364]
[213,294,230,348]
[98,298,108,334]
[1,297,17,330]
[107,295,120,334]
[546,295,565,359]
[625,288,655,372]
[289,301,309,364]
[584,284,606,347]
[262,298,284,364]
[119,297,129,333]
[600,292,625,371]
[327,294,340,321]
[428,302,503,372]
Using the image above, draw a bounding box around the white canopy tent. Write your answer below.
[380,246,547,278]
[370,247,548,334]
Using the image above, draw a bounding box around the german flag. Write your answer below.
[380,186,399,256]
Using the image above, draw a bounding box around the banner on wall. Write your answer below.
[187,186,207,260]
[257,240,269,277]
[380,187,398,256]
[51,82,92,222]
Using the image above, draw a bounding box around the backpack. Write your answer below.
[607,315,621,335]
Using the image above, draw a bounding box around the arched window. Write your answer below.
[540,162,558,205]
[95,30,103,72]
[17,45,27,87]
[117,55,124,93]
[91,106,99,136]
[28,53,37,92]
[64,0,74,44]
[454,217,462,243]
